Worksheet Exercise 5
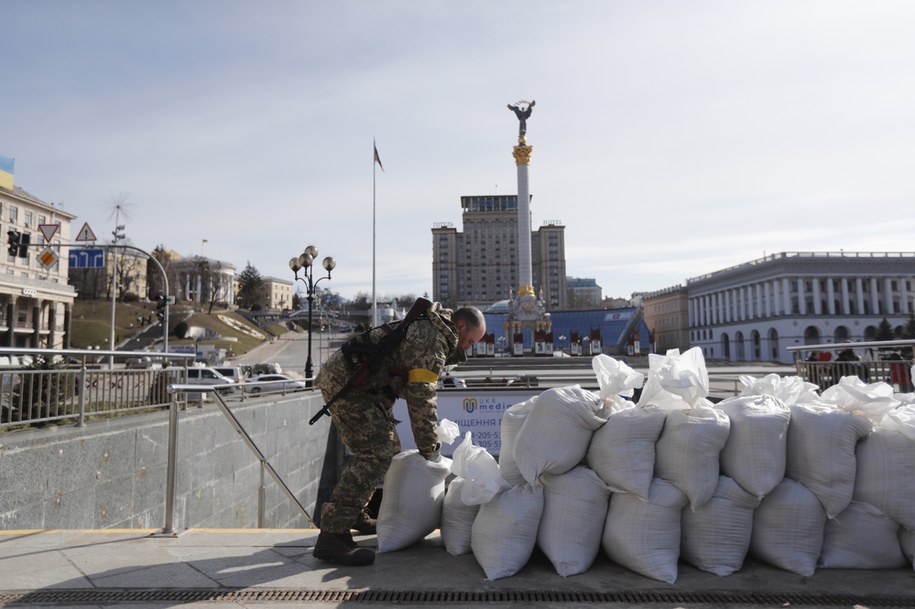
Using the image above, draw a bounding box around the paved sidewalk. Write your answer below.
[1,529,913,608]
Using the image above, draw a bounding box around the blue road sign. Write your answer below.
[69,248,105,269]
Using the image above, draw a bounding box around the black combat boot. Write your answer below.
[351,510,377,535]
[313,531,375,566]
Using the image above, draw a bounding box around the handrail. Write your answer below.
[161,384,316,534]
[786,339,915,352]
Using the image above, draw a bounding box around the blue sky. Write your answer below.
[3,0,915,302]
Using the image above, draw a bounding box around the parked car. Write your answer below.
[185,367,236,394]
[248,374,307,394]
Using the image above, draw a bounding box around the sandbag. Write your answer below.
[750,478,826,577]
[853,404,915,529]
[602,477,688,584]
[376,450,451,553]
[681,476,761,576]
[786,404,872,518]
[513,386,608,485]
[818,501,907,569]
[441,478,480,556]
[586,404,666,500]
[537,466,612,577]
[471,484,544,580]
[654,405,730,511]
[717,394,790,498]
[451,432,510,505]
[498,396,537,486]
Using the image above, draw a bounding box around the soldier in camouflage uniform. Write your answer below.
[312,302,486,566]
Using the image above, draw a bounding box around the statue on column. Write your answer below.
[507,100,535,142]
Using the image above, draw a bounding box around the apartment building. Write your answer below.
[432,194,567,310]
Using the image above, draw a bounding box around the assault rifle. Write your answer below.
[308,297,433,425]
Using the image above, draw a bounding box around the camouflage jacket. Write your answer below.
[315,302,464,456]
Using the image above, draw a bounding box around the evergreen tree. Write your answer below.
[903,312,915,339]
[236,262,264,310]
[875,317,895,341]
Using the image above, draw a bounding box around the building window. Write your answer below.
[9,206,18,224]
[24,211,33,228]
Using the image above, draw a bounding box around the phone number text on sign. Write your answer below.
[393,391,536,457]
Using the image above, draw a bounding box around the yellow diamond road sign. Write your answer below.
[38,247,59,269]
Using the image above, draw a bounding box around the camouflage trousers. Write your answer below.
[320,390,401,533]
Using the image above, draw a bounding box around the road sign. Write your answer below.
[38,223,60,243]
[75,222,97,242]
[37,247,59,269]
[69,248,105,269]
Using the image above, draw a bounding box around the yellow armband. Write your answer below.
[408,368,439,384]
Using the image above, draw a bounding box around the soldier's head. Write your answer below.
[453,307,486,351]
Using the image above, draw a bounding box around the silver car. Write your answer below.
[247,374,307,394]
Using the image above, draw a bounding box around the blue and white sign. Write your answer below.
[69,248,105,269]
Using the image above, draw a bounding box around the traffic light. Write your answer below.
[18,232,30,257]
[155,294,166,320]
[6,230,20,257]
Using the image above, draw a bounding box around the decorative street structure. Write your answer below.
[289,245,336,386]
[505,100,552,355]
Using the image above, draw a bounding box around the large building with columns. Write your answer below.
[687,251,915,364]
[168,256,236,307]
[0,183,76,349]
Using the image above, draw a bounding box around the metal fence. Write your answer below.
[0,347,196,429]
[788,339,915,392]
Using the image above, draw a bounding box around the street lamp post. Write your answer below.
[289,245,336,387]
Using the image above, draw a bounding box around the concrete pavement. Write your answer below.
[1,528,912,608]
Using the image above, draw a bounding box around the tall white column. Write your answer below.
[513,145,533,294]
[884,277,895,315]
[841,278,850,314]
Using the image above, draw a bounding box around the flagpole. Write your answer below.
[372,140,377,327]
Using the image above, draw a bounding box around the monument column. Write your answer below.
[508,99,535,296]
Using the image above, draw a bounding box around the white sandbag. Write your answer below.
[471,484,544,580]
[900,527,915,571]
[498,396,537,486]
[376,450,451,553]
[819,376,899,425]
[592,354,644,400]
[441,477,480,556]
[853,404,915,529]
[786,404,872,518]
[681,476,761,576]
[818,501,907,569]
[586,404,666,500]
[717,394,791,498]
[513,386,608,485]
[602,477,688,584]
[538,466,612,577]
[654,405,730,510]
[452,432,510,505]
[750,478,826,577]
[637,347,709,410]
[739,373,820,406]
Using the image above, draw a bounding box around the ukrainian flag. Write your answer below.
[0,155,13,190]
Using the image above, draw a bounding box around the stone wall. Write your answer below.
[0,393,331,530]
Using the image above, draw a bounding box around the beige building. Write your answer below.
[69,247,149,301]
[641,285,690,354]
[0,183,77,348]
[261,276,294,311]
[432,195,568,310]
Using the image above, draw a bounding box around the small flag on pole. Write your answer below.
[373,142,384,172]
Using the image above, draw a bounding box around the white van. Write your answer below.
[213,366,246,386]
[186,367,236,394]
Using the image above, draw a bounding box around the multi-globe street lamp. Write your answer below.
[289,245,336,387]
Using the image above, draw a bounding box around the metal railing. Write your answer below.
[161,384,316,535]
[787,339,915,391]
[0,347,195,429]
